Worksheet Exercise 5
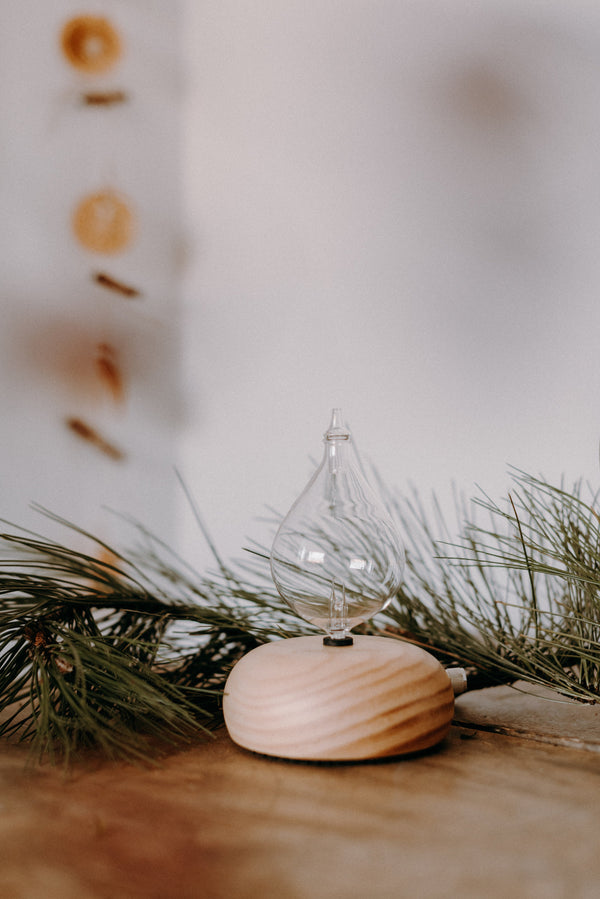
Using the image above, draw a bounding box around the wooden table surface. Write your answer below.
[1,688,599,899]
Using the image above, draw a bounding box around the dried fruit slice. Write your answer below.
[72,190,135,254]
[60,15,122,74]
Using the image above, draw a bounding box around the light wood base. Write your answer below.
[223,635,454,761]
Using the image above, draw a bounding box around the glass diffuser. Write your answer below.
[270,409,404,644]
[223,409,454,762]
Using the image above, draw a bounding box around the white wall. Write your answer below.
[2,2,600,570]
[180,0,600,569]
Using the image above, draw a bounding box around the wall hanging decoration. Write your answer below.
[0,2,187,550]
[59,11,134,488]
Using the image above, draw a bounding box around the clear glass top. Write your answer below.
[270,409,405,640]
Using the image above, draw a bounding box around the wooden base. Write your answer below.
[223,635,454,761]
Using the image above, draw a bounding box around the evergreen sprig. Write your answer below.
[0,510,299,763]
[379,469,600,702]
[1,468,598,764]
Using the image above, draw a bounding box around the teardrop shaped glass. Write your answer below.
[270,409,405,640]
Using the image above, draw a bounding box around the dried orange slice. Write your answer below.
[60,16,122,74]
[72,190,135,254]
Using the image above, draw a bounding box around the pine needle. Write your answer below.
[0,512,297,764]
[379,470,599,702]
[0,466,598,765]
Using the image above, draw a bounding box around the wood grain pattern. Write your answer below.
[223,635,454,760]
[0,723,599,899]
[456,681,600,752]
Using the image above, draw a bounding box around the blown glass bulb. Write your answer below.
[270,409,405,643]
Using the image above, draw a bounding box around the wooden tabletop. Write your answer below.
[1,688,599,899]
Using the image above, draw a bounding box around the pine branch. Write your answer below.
[1,466,598,766]
[0,516,298,764]
[380,471,600,702]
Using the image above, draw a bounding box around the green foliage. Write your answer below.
[1,468,598,764]
[0,510,299,764]
[381,469,600,702]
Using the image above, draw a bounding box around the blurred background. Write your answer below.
[2,1,600,569]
